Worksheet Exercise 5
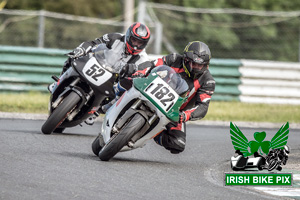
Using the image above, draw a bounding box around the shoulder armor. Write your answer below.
[165,53,183,65]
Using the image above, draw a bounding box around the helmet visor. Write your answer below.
[185,51,207,64]
[189,61,207,78]
[130,37,147,49]
[191,62,206,72]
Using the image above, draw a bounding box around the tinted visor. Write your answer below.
[185,51,208,64]
[130,37,147,48]
[130,36,147,49]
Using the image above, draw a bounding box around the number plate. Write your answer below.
[83,57,112,86]
[144,77,179,112]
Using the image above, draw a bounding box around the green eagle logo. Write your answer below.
[230,122,289,157]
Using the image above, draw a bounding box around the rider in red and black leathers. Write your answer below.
[119,41,215,154]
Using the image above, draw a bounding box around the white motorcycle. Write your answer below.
[92,65,189,161]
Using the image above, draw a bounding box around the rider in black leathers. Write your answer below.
[118,41,216,154]
[266,145,290,171]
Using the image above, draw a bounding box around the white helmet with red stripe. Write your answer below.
[125,22,150,55]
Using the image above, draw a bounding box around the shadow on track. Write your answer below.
[54,150,171,166]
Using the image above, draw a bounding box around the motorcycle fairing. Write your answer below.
[133,74,186,122]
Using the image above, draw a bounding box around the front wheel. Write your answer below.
[268,159,278,171]
[98,113,146,161]
[92,135,105,156]
[41,91,81,134]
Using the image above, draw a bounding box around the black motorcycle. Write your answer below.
[266,147,289,171]
[41,44,120,134]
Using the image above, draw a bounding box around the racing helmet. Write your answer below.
[283,145,290,155]
[183,41,211,79]
[125,22,150,55]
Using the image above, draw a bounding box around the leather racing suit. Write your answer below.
[61,32,149,75]
[138,53,216,154]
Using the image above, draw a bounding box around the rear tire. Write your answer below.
[98,113,146,161]
[41,91,81,134]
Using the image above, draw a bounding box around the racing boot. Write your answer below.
[153,124,186,154]
[101,96,120,113]
[101,82,126,113]
[276,165,282,171]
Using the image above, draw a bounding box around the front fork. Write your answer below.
[112,99,158,145]
[52,77,81,109]
[67,88,94,121]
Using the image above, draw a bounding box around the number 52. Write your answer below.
[85,64,105,81]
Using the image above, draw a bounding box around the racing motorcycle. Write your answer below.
[91,65,189,161]
[41,44,121,134]
[265,146,289,171]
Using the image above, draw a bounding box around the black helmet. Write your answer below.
[183,41,211,79]
[125,22,150,55]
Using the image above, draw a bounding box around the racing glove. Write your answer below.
[68,47,86,59]
[179,111,187,123]
[132,67,151,78]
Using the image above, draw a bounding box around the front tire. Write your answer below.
[98,113,146,161]
[268,159,278,171]
[41,91,81,134]
[92,135,105,156]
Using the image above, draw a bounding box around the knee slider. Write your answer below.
[162,133,186,153]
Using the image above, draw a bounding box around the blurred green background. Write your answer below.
[2,0,300,61]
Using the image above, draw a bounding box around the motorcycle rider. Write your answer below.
[48,22,151,125]
[266,145,290,171]
[118,41,216,154]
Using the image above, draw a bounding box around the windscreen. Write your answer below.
[150,65,189,96]
[93,44,125,73]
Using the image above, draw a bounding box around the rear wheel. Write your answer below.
[41,91,81,134]
[98,113,146,161]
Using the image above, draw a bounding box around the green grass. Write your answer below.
[0,92,50,113]
[205,101,300,123]
[0,92,299,123]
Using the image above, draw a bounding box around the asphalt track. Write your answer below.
[1,118,299,200]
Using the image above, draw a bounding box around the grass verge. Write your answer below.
[205,101,300,123]
[0,92,299,123]
[0,92,50,114]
